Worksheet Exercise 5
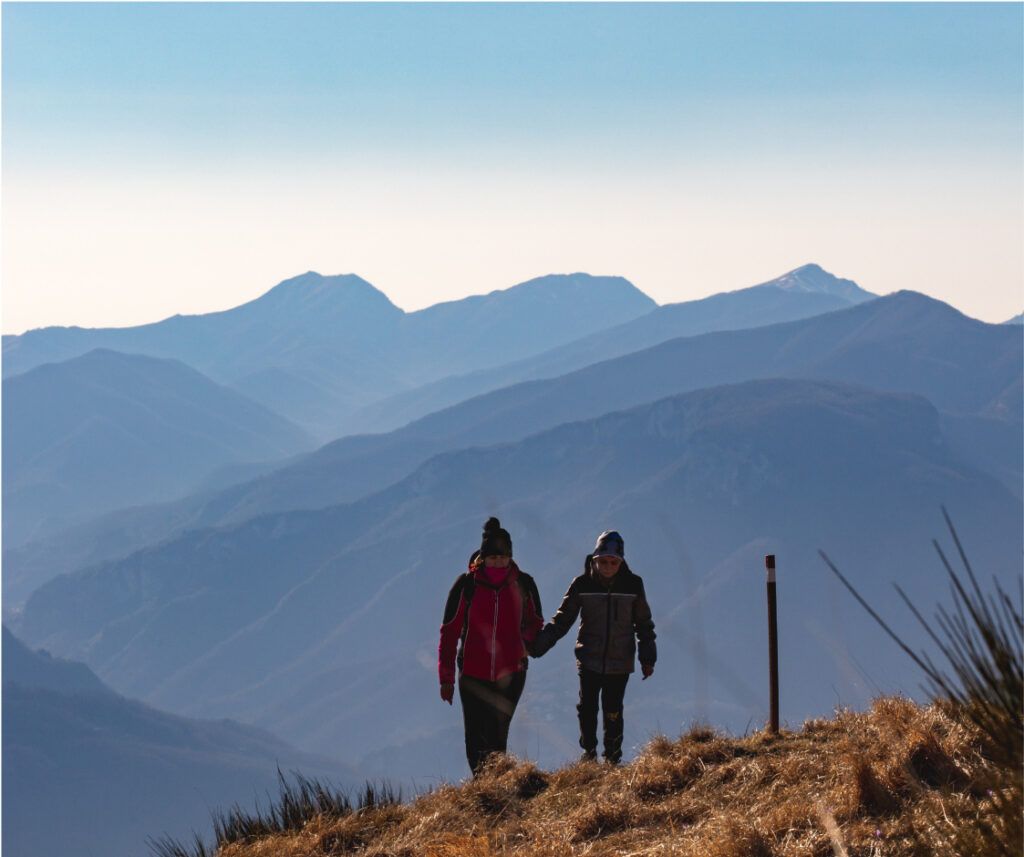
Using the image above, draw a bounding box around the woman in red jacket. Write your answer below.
[438,517,544,774]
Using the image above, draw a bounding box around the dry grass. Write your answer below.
[215,696,1013,857]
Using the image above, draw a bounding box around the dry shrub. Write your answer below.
[570,800,637,841]
[698,815,774,857]
[837,750,900,818]
[683,723,720,744]
[630,756,695,800]
[422,834,493,857]
[645,734,677,759]
[317,805,405,854]
[464,758,549,817]
[903,731,967,791]
[629,745,704,799]
[545,758,605,792]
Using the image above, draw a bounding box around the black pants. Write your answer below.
[458,671,526,774]
[578,669,630,762]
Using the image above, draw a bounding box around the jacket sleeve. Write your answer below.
[633,577,657,667]
[520,574,544,644]
[532,578,582,657]
[438,575,468,685]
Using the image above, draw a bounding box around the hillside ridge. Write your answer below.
[160,697,1004,857]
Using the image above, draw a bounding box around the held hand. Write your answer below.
[641,663,654,680]
[530,630,554,658]
[440,683,455,705]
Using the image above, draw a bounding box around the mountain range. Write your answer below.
[16,378,1021,783]
[2,348,313,550]
[2,627,355,857]
[348,263,875,434]
[6,285,1017,614]
[2,264,890,603]
[3,272,657,438]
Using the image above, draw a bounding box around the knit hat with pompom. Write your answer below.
[480,517,513,558]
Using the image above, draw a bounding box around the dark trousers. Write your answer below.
[578,669,630,762]
[458,671,526,774]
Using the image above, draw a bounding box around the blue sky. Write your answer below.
[3,3,1022,331]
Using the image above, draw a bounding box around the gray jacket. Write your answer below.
[533,560,656,674]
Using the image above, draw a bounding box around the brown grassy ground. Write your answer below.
[219,697,1013,857]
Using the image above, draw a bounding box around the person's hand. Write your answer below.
[440,683,455,704]
[641,663,654,680]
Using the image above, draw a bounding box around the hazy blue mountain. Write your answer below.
[941,412,1023,498]
[17,380,1022,784]
[7,289,1019,607]
[1005,312,1023,325]
[2,348,312,552]
[2,626,110,696]
[2,627,356,857]
[3,273,410,438]
[398,272,656,381]
[350,263,874,434]
[3,271,655,438]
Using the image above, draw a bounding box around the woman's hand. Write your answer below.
[440,683,455,704]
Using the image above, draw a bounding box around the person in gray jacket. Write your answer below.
[532,530,656,763]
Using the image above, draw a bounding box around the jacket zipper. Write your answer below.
[491,588,500,680]
[601,588,612,674]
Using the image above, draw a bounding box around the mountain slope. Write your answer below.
[3,271,655,437]
[351,263,873,434]
[18,379,1021,782]
[7,289,1018,604]
[2,625,110,696]
[2,348,313,550]
[2,627,356,857]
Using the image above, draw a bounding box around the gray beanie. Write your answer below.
[593,530,624,558]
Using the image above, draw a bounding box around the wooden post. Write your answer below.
[766,554,779,734]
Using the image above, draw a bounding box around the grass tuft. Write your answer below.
[149,771,400,857]
[822,508,1022,856]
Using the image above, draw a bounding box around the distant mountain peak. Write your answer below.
[411,272,656,318]
[267,271,376,295]
[491,272,650,299]
[756,263,874,303]
[254,271,402,316]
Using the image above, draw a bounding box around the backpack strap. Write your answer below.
[456,573,476,671]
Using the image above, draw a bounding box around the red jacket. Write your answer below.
[438,561,544,684]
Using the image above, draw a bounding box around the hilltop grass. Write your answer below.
[172,695,1011,857]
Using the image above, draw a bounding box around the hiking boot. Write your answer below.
[603,754,622,766]
[580,749,597,762]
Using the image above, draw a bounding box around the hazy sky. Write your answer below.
[3,2,1022,333]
